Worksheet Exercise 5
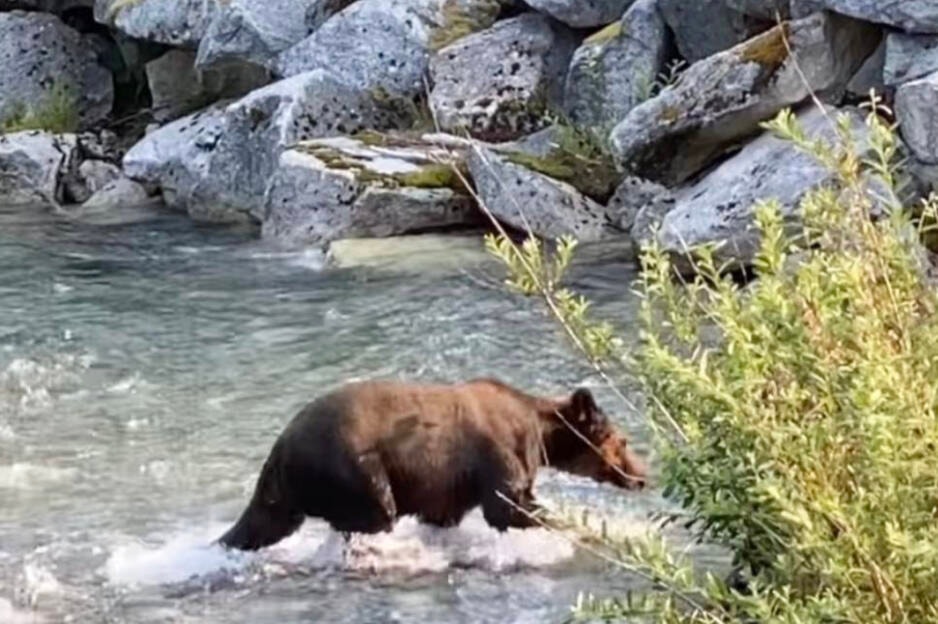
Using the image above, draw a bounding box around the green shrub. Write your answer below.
[485,101,938,623]
[2,83,80,134]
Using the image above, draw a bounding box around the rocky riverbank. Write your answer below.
[2,0,937,269]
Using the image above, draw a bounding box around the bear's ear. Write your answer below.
[570,387,598,417]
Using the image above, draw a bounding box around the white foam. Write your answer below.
[0,598,45,624]
[16,564,64,608]
[0,464,77,490]
[104,523,248,587]
[104,511,578,589]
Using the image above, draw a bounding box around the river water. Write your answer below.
[0,205,708,623]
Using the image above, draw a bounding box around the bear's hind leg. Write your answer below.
[480,454,541,532]
[324,450,398,534]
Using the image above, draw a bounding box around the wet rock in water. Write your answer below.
[467,147,614,241]
[196,0,349,71]
[145,49,270,123]
[644,106,872,272]
[81,176,152,211]
[0,11,113,129]
[564,0,671,131]
[327,233,490,273]
[262,136,477,246]
[610,13,879,185]
[94,0,216,47]
[524,0,634,28]
[0,131,78,206]
[884,33,938,87]
[123,70,416,223]
[790,0,938,34]
[896,72,938,165]
[66,159,123,204]
[429,13,577,141]
[605,175,674,238]
[491,124,621,201]
[657,0,765,62]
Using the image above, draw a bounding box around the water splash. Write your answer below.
[0,598,45,624]
[0,464,78,490]
[104,512,578,591]
[0,354,93,409]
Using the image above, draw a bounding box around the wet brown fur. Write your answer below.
[218,378,647,551]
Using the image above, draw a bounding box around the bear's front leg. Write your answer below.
[356,450,398,532]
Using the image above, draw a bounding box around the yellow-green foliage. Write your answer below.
[2,83,80,134]
[487,101,938,623]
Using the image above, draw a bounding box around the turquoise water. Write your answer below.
[0,205,702,623]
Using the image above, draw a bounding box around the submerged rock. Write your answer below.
[196,0,349,71]
[0,11,113,129]
[467,147,614,241]
[0,131,78,206]
[525,0,634,28]
[429,13,577,141]
[564,0,671,131]
[262,138,477,246]
[657,0,764,62]
[327,233,490,273]
[645,106,872,271]
[610,13,879,185]
[896,72,938,165]
[123,70,417,223]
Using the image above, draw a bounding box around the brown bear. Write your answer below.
[218,378,647,551]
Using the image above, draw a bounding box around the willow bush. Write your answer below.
[484,101,938,623]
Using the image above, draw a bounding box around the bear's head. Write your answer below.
[546,388,647,491]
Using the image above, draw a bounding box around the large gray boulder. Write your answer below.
[430,13,577,141]
[564,0,671,131]
[123,70,416,222]
[275,0,433,88]
[196,0,346,71]
[0,12,113,129]
[896,72,938,165]
[606,175,674,236]
[95,0,216,47]
[525,0,634,28]
[275,0,504,92]
[262,138,477,246]
[122,106,227,215]
[146,49,269,122]
[610,13,879,185]
[467,147,613,241]
[0,131,78,206]
[884,33,938,87]
[645,106,871,271]
[725,0,789,21]
[790,0,938,34]
[657,0,763,62]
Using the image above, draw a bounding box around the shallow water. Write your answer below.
[0,205,712,623]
